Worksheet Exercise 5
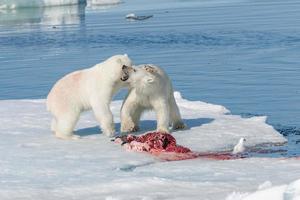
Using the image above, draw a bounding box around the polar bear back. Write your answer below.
[47,54,132,115]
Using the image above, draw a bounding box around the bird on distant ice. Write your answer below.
[232,138,246,154]
[125,13,153,20]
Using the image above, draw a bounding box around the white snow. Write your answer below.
[227,179,300,200]
[0,92,299,200]
[257,181,273,190]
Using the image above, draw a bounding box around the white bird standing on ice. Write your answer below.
[232,138,246,154]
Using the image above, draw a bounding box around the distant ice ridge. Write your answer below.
[0,4,85,26]
[0,0,85,9]
[0,0,121,9]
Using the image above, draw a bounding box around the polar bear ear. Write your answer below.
[116,58,122,64]
[124,54,128,57]
[146,77,154,83]
[144,65,157,73]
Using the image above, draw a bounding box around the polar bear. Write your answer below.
[47,54,133,139]
[120,64,185,133]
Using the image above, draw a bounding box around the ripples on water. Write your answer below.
[0,0,300,154]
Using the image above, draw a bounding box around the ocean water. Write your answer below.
[0,0,300,134]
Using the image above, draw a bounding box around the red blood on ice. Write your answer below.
[116,132,240,161]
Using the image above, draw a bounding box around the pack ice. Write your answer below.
[0,92,299,200]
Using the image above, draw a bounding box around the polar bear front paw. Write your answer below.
[104,130,116,138]
[55,132,81,140]
[157,127,170,134]
[129,125,139,133]
[173,122,186,130]
[121,125,139,133]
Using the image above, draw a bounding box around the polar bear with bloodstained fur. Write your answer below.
[120,64,185,133]
[47,54,133,139]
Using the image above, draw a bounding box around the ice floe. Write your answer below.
[0,92,298,200]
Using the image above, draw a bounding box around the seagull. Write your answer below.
[232,138,246,154]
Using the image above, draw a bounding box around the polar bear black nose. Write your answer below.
[122,65,128,70]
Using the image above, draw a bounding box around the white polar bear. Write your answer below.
[47,54,133,139]
[120,64,185,133]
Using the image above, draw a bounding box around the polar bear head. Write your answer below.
[125,65,156,83]
[122,64,165,94]
[101,54,133,84]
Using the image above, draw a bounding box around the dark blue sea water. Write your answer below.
[0,0,300,147]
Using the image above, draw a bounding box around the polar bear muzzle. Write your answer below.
[120,65,134,81]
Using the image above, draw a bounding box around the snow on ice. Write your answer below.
[0,92,299,200]
[226,179,300,200]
